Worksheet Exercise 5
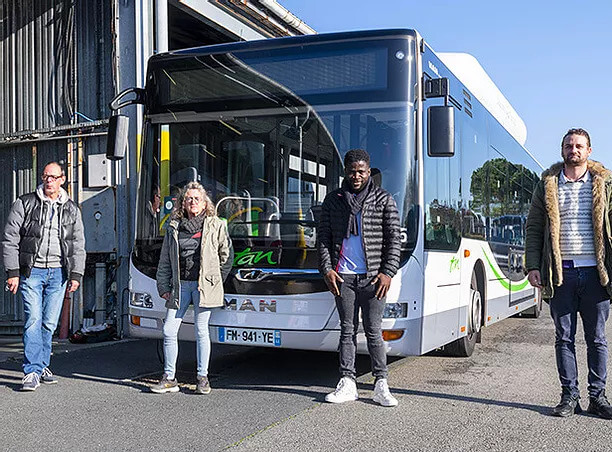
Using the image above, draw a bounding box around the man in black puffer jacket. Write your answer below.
[2,162,85,392]
[318,149,401,407]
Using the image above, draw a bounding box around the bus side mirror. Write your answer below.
[427,106,455,157]
[106,114,129,161]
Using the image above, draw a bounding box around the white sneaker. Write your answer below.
[21,372,41,392]
[373,378,398,407]
[41,367,58,384]
[325,377,358,403]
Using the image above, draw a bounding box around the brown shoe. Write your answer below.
[195,376,211,395]
[151,374,179,394]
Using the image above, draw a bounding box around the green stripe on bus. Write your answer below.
[481,247,529,291]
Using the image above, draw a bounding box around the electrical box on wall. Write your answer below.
[88,154,112,187]
[81,187,116,253]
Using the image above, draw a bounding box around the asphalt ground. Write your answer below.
[1,304,612,451]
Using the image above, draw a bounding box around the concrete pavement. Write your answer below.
[2,305,612,451]
[231,305,612,451]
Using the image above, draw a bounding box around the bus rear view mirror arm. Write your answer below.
[106,87,146,161]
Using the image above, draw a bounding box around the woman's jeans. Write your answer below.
[336,273,388,380]
[549,266,610,398]
[20,267,67,375]
[163,281,214,379]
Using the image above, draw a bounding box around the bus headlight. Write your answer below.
[130,292,153,308]
[383,303,408,318]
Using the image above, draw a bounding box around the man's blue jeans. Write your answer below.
[549,266,610,398]
[20,267,67,375]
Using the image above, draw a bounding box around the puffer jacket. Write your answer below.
[525,160,612,298]
[156,215,233,309]
[318,183,401,279]
[2,186,86,282]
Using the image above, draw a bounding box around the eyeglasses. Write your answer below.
[185,196,203,203]
[42,174,63,182]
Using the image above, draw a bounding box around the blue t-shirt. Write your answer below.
[337,211,367,274]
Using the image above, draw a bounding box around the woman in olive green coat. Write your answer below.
[151,182,233,394]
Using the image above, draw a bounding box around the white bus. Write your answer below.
[117,29,543,357]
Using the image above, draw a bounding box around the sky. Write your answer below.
[279,0,612,170]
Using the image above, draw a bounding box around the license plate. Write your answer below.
[218,327,281,346]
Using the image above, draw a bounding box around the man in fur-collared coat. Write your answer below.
[526,128,612,419]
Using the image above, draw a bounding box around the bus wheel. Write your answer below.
[446,271,482,357]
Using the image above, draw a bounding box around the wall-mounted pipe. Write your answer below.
[155,0,169,53]
[257,0,316,35]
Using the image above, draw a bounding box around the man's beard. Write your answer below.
[563,154,587,167]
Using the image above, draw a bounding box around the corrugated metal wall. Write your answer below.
[0,145,33,331]
[75,0,114,122]
[0,0,113,135]
[0,0,114,333]
[0,0,74,134]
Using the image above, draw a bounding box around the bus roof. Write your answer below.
[150,29,418,62]
[438,52,527,146]
[148,29,535,161]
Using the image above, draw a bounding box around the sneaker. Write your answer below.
[41,368,58,385]
[587,391,612,419]
[195,376,211,395]
[372,378,398,407]
[21,372,41,392]
[150,374,180,394]
[325,376,358,404]
[552,392,581,417]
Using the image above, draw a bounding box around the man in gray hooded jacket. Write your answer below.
[2,162,85,391]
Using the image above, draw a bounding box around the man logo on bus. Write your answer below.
[224,298,277,313]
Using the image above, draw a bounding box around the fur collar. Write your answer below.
[542,160,611,181]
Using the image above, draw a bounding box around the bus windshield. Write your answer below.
[133,37,417,278]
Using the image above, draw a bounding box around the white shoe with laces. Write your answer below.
[325,376,358,403]
[41,367,58,384]
[21,372,41,392]
[373,378,398,407]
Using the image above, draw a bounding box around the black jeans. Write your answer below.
[549,267,610,398]
[336,273,387,379]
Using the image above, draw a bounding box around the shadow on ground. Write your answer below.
[0,339,373,398]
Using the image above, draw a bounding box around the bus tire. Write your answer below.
[445,271,482,357]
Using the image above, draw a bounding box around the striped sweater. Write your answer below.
[558,170,596,264]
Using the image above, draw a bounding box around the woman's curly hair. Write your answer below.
[172,181,215,220]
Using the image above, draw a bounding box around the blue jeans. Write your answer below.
[336,273,388,379]
[163,281,214,379]
[549,267,610,398]
[20,267,67,375]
